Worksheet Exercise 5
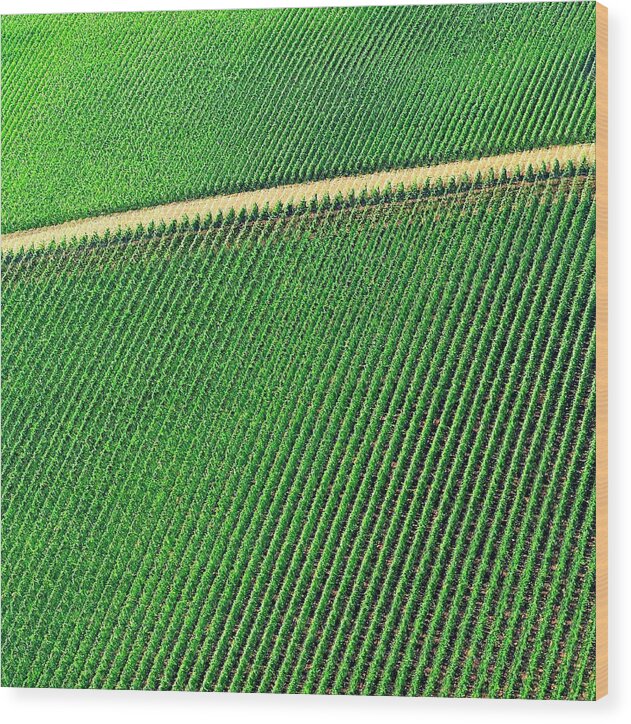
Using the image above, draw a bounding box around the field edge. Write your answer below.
[595,0,608,701]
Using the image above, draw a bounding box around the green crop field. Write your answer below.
[1,0,599,701]
[2,169,596,697]
[1,1,596,233]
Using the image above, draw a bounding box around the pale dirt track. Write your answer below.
[2,143,595,253]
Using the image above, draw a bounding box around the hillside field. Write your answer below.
[1,1,596,233]
[2,171,596,697]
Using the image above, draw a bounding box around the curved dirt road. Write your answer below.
[2,143,594,254]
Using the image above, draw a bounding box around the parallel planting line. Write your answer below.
[2,177,596,696]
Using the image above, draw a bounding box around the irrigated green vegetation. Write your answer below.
[2,171,596,697]
[1,1,596,233]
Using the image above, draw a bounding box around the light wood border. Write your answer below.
[595,1,608,701]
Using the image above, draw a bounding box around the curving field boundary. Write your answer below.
[1,143,594,254]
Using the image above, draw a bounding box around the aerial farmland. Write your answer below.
[1,1,603,699]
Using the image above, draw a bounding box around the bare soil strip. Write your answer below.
[2,143,594,253]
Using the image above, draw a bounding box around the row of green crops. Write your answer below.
[1,1,596,233]
[2,174,596,697]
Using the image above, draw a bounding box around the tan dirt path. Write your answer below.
[2,143,594,253]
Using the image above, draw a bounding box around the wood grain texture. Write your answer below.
[596,1,608,701]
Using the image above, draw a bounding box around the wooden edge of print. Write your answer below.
[595,0,608,701]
